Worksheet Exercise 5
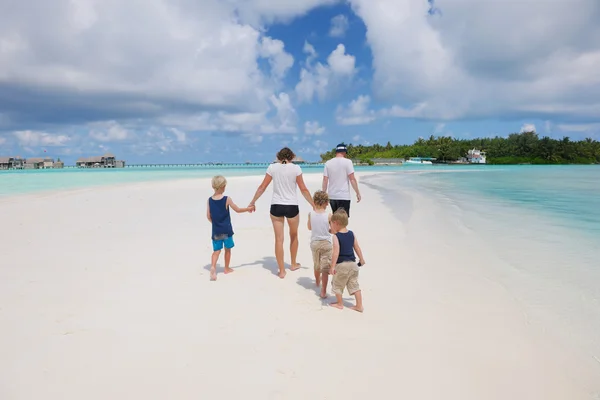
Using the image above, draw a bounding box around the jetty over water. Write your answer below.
[124,162,323,168]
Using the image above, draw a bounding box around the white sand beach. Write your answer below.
[1,172,599,399]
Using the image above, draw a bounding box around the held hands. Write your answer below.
[247,203,256,213]
[329,267,336,275]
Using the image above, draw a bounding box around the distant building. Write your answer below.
[54,158,64,169]
[76,153,125,168]
[0,157,25,170]
[24,157,54,169]
[467,149,487,164]
[0,157,12,170]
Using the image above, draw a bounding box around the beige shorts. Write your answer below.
[332,261,360,295]
[311,240,332,273]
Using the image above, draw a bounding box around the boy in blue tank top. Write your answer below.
[207,175,254,281]
[329,209,366,312]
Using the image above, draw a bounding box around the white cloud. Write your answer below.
[295,44,357,103]
[336,95,376,125]
[304,120,325,135]
[89,121,134,142]
[0,0,320,130]
[520,123,536,133]
[349,0,600,120]
[0,137,6,146]
[352,135,360,142]
[329,14,349,38]
[158,92,297,134]
[13,130,71,147]
[303,41,317,61]
[433,123,446,134]
[258,37,294,81]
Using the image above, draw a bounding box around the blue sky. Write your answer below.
[1,0,599,164]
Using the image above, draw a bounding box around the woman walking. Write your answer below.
[249,147,314,279]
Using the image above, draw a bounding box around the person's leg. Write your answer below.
[224,236,234,274]
[329,200,339,214]
[287,213,301,271]
[210,247,221,281]
[348,267,363,312]
[311,242,320,286]
[320,243,332,298]
[330,263,349,309]
[270,214,286,278]
[320,271,329,298]
[351,290,363,313]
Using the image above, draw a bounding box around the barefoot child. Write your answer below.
[207,175,254,281]
[329,209,366,312]
[307,190,333,298]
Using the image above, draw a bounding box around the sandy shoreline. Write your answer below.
[1,172,598,399]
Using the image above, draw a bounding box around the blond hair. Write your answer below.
[313,190,329,207]
[211,175,227,190]
[331,208,349,227]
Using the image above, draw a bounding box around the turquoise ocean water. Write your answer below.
[371,165,600,369]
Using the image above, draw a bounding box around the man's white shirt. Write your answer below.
[324,157,355,200]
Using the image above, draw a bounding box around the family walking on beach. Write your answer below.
[206,144,366,311]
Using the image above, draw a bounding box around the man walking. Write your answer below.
[322,143,361,217]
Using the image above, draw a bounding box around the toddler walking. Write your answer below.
[307,190,333,298]
[329,209,366,312]
[207,175,254,281]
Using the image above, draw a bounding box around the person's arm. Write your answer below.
[328,213,333,233]
[307,212,312,230]
[227,197,253,213]
[348,173,361,203]
[353,233,365,266]
[206,199,212,222]
[322,164,328,192]
[296,173,315,209]
[330,234,340,275]
[248,173,272,208]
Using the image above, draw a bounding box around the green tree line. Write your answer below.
[320,131,600,164]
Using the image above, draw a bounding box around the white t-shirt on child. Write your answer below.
[266,162,302,205]
[310,211,331,242]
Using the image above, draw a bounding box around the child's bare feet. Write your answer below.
[329,302,343,309]
[278,270,286,279]
[210,269,217,281]
[290,263,301,271]
[224,267,234,274]
[350,306,364,313]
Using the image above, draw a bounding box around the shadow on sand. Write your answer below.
[204,256,307,277]
[296,276,355,307]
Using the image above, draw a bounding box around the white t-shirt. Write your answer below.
[266,162,302,205]
[324,157,355,200]
[310,211,332,242]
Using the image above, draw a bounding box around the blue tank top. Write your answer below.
[336,230,356,264]
[209,196,234,240]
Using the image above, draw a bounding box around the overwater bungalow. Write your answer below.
[24,157,55,169]
[76,153,125,168]
[0,156,25,170]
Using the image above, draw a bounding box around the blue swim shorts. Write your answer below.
[212,235,235,251]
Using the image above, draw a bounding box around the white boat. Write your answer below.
[405,157,433,165]
[467,149,486,164]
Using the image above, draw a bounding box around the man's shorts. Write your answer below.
[332,261,360,295]
[330,199,351,217]
[311,240,332,273]
[212,234,235,251]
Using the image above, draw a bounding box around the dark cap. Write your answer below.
[335,143,347,153]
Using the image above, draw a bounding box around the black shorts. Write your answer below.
[270,204,300,218]
[330,200,351,217]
